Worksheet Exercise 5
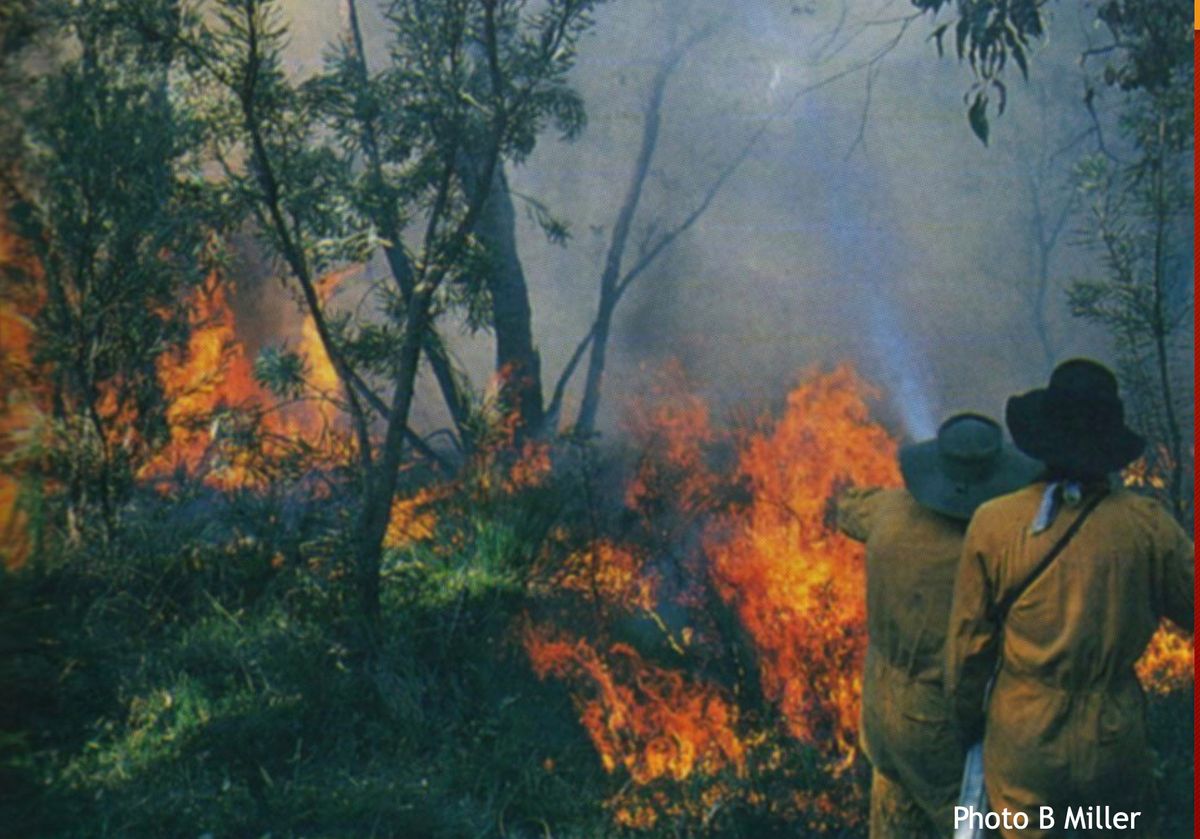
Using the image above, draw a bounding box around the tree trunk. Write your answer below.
[1148,111,1185,522]
[573,49,674,436]
[476,167,544,438]
[353,289,432,628]
[379,242,475,450]
[343,0,474,451]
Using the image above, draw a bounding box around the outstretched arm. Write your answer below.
[836,486,883,543]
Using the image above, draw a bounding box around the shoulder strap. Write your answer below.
[993,489,1109,623]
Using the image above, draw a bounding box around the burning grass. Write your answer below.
[524,629,747,786]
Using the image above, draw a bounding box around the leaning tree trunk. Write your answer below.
[353,288,432,628]
[573,46,674,436]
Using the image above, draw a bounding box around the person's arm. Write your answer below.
[945,521,1000,746]
[836,487,882,543]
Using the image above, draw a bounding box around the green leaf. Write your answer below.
[967,93,989,145]
[930,22,949,58]
[254,346,308,400]
[1011,40,1028,80]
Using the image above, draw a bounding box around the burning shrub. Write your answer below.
[521,362,1192,836]
[520,364,896,833]
[706,365,899,765]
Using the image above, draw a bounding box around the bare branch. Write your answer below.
[550,11,920,424]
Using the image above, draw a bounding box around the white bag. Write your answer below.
[953,741,987,839]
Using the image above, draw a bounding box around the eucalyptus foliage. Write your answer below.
[1,0,215,541]
[911,0,1192,144]
[181,0,602,626]
[1070,75,1193,522]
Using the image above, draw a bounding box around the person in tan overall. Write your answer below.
[945,359,1194,838]
[839,413,1040,838]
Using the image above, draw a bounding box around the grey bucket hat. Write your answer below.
[900,413,1042,520]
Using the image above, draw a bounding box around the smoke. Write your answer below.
[865,297,938,441]
[253,0,1127,439]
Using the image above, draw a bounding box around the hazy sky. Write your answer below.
[261,0,1189,442]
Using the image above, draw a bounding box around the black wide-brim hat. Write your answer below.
[1006,358,1144,477]
[900,413,1042,521]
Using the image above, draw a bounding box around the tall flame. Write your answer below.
[525,362,1190,832]
[706,365,898,766]
[141,273,268,488]
[140,269,353,490]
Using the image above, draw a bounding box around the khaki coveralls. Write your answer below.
[839,487,967,838]
[946,484,1194,838]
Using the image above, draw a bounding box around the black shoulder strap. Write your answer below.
[994,489,1109,623]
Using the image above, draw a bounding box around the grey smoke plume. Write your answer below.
[255,0,1129,440]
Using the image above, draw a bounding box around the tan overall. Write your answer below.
[839,487,967,838]
[945,485,1194,838]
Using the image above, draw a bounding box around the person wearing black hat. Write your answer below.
[945,359,1194,839]
[837,413,1040,838]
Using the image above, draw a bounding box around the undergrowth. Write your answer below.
[0,464,1192,838]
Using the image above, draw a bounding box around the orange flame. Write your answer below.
[384,484,449,550]
[622,359,716,517]
[139,273,274,489]
[1135,623,1193,694]
[524,627,746,789]
[139,269,354,490]
[0,217,47,568]
[548,541,658,613]
[1124,455,1194,689]
[706,365,899,766]
[291,267,351,436]
[531,362,1189,834]
[524,365,894,830]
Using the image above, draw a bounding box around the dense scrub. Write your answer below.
[0,456,1192,838]
[0,477,614,838]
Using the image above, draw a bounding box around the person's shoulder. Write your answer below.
[838,485,906,511]
[973,483,1045,522]
[1105,487,1188,535]
[964,483,1044,542]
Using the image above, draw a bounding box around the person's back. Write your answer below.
[840,487,966,833]
[955,485,1191,689]
[948,484,1192,836]
[945,359,1194,838]
[839,413,1040,838]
